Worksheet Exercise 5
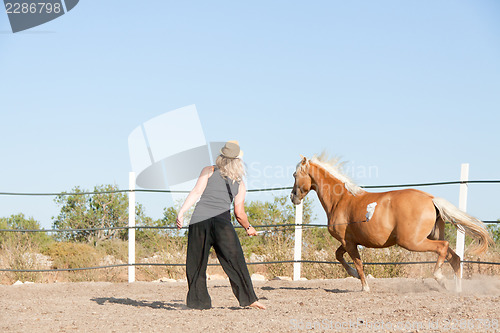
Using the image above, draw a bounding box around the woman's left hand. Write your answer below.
[176,215,184,230]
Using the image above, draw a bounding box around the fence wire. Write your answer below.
[2,259,499,273]
[0,179,499,274]
[1,179,500,197]
[0,218,499,234]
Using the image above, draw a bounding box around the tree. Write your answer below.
[0,213,52,248]
[487,220,500,246]
[147,199,195,238]
[159,206,182,237]
[243,195,315,233]
[53,184,141,244]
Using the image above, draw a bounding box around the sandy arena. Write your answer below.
[1,277,499,332]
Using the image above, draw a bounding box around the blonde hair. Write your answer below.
[216,155,245,183]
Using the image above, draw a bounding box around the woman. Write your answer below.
[176,140,266,310]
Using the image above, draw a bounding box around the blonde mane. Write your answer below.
[297,152,364,196]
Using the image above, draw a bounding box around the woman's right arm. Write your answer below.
[176,166,212,229]
[233,181,257,236]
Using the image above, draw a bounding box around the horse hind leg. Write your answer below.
[400,238,450,289]
[446,247,462,292]
[430,217,462,292]
[335,245,360,279]
[344,243,370,292]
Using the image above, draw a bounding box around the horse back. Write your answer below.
[329,189,436,248]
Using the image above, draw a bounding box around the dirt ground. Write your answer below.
[0,276,499,333]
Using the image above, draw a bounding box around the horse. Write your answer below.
[290,153,493,292]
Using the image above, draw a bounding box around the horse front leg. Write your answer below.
[345,243,370,292]
[335,245,360,279]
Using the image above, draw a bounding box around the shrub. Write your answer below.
[487,223,500,247]
[0,213,53,249]
[0,214,54,283]
[96,239,128,262]
[42,242,101,281]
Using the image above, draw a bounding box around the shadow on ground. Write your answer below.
[91,297,187,310]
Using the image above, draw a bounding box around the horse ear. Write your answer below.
[300,155,307,165]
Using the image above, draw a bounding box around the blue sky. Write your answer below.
[1,1,500,229]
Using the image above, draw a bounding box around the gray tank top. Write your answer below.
[189,167,240,224]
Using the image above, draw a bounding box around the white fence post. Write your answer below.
[456,163,469,287]
[128,172,136,283]
[293,201,303,281]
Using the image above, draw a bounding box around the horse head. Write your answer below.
[290,155,312,205]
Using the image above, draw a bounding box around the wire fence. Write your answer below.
[0,220,499,235]
[0,179,499,274]
[2,259,499,273]
[2,179,500,196]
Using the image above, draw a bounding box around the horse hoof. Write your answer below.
[347,268,360,279]
[433,278,447,290]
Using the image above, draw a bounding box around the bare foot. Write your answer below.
[249,301,266,310]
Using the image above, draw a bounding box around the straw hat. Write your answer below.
[220,140,244,159]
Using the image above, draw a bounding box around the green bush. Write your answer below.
[43,242,100,269]
[42,242,101,281]
[487,223,500,247]
[0,214,54,283]
[96,239,128,262]
[0,213,53,249]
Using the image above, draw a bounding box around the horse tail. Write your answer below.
[432,197,493,255]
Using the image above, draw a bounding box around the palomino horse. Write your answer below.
[290,154,493,292]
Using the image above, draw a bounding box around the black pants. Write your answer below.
[186,214,258,309]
